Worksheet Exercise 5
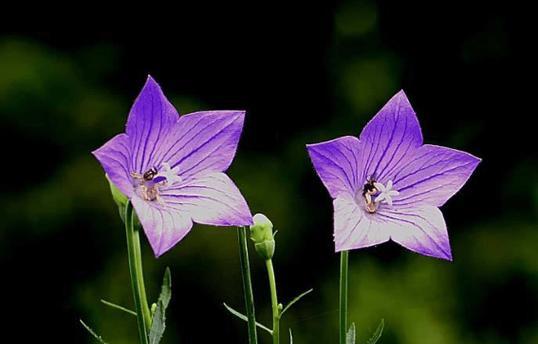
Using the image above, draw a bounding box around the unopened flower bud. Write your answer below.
[250,213,275,260]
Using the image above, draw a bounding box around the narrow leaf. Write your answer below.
[346,322,356,344]
[281,288,314,316]
[365,319,384,344]
[289,329,293,344]
[100,299,137,316]
[149,268,172,344]
[80,319,109,344]
[223,303,273,334]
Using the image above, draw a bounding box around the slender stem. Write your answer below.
[132,223,152,328]
[237,227,258,344]
[125,202,151,344]
[339,250,349,344]
[265,259,280,344]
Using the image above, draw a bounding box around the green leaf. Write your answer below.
[149,268,172,344]
[100,299,137,316]
[289,329,293,344]
[346,322,356,344]
[365,319,384,344]
[281,288,313,316]
[223,303,273,334]
[80,319,109,344]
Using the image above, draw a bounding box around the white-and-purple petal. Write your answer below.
[92,133,133,198]
[160,172,253,227]
[307,136,362,198]
[333,196,390,251]
[131,195,193,257]
[391,144,481,207]
[126,76,179,174]
[379,205,452,260]
[155,110,246,179]
[358,90,423,183]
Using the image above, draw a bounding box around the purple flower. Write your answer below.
[93,76,253,257]
[307,91,480,260]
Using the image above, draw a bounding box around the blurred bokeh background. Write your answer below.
[1,2,536,343]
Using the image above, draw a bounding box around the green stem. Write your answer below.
[237,227,258,344]
[132,222,152,328]
[339,250,349,344]
[265,259,280,344]
[125,202,151,344]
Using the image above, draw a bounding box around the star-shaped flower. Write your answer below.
[307,90,480,260]
[93,76,253,257]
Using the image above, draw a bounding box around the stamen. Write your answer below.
[362,177,378,213]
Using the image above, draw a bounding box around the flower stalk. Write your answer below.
[125,202,152,343]
[237,226,258,343]
[265,258,280,344]
[339,250,349,344]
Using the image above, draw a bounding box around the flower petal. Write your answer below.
[154,111,245,179]
[160,172,253,226]
[126,76,180,173]
[92,133,134,197]
[358,90,423,183]
[392,144,480,207]
[131,195,193,257]
[379,205,452,260]
[333,196,390,251]
[307,136,362,198]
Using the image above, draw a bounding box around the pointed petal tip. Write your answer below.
[421,242,454,261]
[230,110,246,119]
[435,249,453,261]
[395,89,407,97]
[391,89,412,105]
[149,237,177,258]
[142,74,161,90]
[473,154,483,164]
[234,110,246,121]
[90,148,99,157]
[240,212,255,226]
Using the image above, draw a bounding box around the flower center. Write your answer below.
[359,177,399,213]
[131,162,182,201]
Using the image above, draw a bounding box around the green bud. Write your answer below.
[151,302,158,316]
[250,213,275,260]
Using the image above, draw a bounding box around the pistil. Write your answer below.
[361,178,399,213]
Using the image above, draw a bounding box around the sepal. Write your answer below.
[107,174,128,222]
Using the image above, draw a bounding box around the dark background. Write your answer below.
[0,1,536,343]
